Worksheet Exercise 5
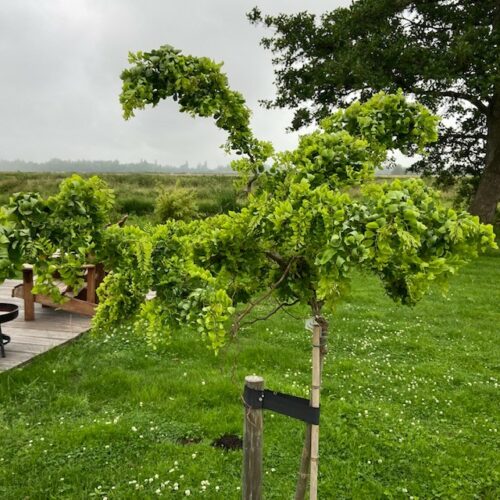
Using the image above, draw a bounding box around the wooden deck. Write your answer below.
[0,280,91,372]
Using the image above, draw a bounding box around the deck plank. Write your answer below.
[0,280,91,372]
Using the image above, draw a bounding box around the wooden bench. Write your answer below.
[11,263,105,320]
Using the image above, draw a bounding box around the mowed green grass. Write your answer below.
[0,252,498,499]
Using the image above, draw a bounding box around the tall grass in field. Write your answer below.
[0,172,242,224]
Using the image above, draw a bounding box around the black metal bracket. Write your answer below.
[243,386,320,425]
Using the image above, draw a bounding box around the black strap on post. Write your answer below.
[243,386,320,425]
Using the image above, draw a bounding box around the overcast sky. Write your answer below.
[0,0,350,167]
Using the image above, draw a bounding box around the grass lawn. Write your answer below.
[0,252,499,499]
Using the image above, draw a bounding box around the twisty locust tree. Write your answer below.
[93,45,497,498]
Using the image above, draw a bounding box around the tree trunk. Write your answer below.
[469,93,500,224]
[295,315,328,500]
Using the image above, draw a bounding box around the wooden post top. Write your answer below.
[245,375,264,386]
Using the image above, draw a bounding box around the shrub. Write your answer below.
[197,187,241,216]
[154,185,198,222]
[118,196,155,215]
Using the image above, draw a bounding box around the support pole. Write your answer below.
[243,375,264,500]
[83,264,96,303]
[295,318,328,499]
[22,265,35,321]
[309,323,322,500]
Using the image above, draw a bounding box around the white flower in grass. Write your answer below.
[185,490,191,496]
[131,426,138,432]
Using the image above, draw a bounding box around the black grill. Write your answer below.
[0,303,19,358]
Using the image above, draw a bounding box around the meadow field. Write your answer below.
[0,172,241,226]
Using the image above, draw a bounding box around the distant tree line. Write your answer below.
[0,158,234,174]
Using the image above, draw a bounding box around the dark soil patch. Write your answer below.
[211,434,243,450]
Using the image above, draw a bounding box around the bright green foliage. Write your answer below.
[154,184,198,222]
[99,50,497,351]
[322,91,439,157]
[264,91,439,193]
[120,45,273,183]
[0,175,114,301]
[94,225,152,328]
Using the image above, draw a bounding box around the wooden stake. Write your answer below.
[295,318,328,500]
[83,264,97,303]
[22,265,35,321]
[309,323,321,500]
[243,375,264,500]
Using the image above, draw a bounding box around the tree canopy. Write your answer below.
[96,45,496,352]
[248,0,500,224]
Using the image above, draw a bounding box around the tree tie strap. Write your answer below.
[243,386,320,425]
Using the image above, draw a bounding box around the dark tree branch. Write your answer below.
[412,88,489,114]
[231,257,297,336]
[240,298,300,328]
[265,250,289,268]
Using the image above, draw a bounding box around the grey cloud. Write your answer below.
[0,0,349,166]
